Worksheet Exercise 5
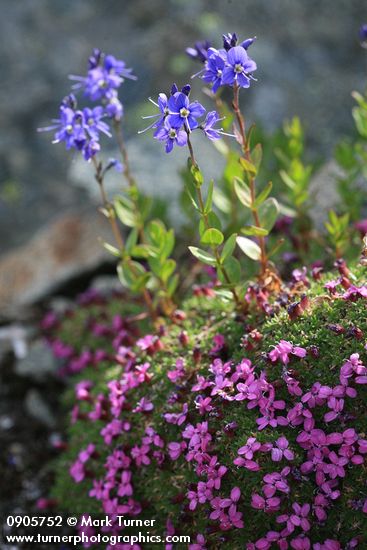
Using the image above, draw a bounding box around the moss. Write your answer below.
[50,265,367,548]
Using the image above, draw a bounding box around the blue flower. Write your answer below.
[221,46,257,88]
[360,24,367,46]
[167,92,206,132]
[83,106,111,140]
[138,93,169,134]
[52,107,86,151]
[105,91,124,121]
[201,111,223,140]
[222,32,238,51]
[154,121,187,153]
[186,40,211,63]
[202,48,227,93]
[70,50,136,102]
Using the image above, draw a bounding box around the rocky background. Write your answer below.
[0,2,366,543]
[1,0,367,257]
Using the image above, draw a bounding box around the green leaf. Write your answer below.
[199,212,222,236]
[167,274,179,297]
[201,228,224,246]
[114,197,136,227]
[218,256,241,284]
[241,225,269,237]
[147,220,165,246]
[161,229,175,259]
[213,188,231,214]
[130,244,154,259]
[280,170,296,190]
[251,143,263,172]
[254,181,273,207]
[125,229,138,253]
[239,157,257,175]
[221,233,237,262]
[117,260,150,292]
[234,177,252,208]
[161,259,176,283]
[185,185,200,211]
[188,246,217,266]
[102,241,121,257]
[204,180,214,214]
[236,236,261,261]
[190,161,204,187]
[258,198,279,231]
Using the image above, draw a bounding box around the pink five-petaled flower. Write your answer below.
[251,493,281,513]
[132,397,154,413]
[168,441,187,460]
[268,340,306,365]
[101,419,129,445]
[189,533,206,550]
[271,436,294,462]
[195,395,213,415]
[234,437,261,471]
[290,535,311,549]
[131,444,150,467]
[263,467,290,496]
[163,403,188,425]
[69,460,85,483]
[167,358,186,382]
[117,470,133,497]
[276,502,311,533]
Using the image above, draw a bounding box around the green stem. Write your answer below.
[232,84,267,275]
[186,134,241,307]
[91,155,157,322]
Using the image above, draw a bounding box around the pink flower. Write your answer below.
[195,395,213,415]
[168,441,187,460]
[133,397,154,413]
[277,502,310,533]
[271,437,294,462]
[167,358,186,382]
[101,419,129,445]
[69,460,85,483]
[164,403,188,425]
[79,443,95,463]
[269,340,306,365]
[131,445,150,467]
[189,533,206,550]
[117,470,133,497]
[251,493,281,512]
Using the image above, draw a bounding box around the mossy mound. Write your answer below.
[48,265,367,549]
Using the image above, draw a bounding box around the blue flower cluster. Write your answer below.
[141,84,225,153]
[40,49,135,161]
[188,32,257,92]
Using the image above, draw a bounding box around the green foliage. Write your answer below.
[324,210,350,257]
[51,265,367,547]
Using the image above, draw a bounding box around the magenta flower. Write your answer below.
[168,441,187,460]
[271,437,294,462]
[251,493,281,513]
[133,397,154,413]
[164,403,188,425]
[189,533,206,550]
[269,340,306,365]
[195,395,213,415]
[117,470,133,497]
[69,460,85,483]
[131,444,150,467]
[276,502,311,533]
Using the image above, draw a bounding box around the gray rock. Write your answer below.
[0,208,113,318]
[16,339,57,381]
[1,0,366,256]
[25,389,56,428]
